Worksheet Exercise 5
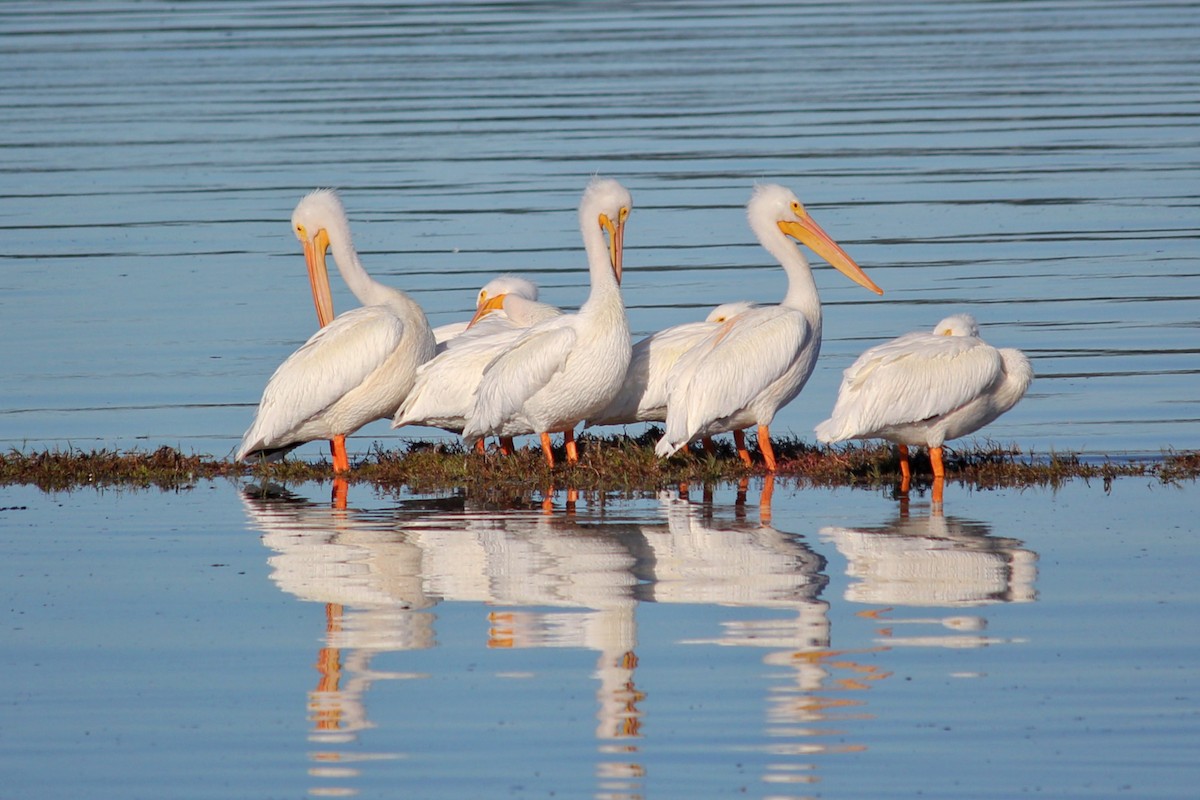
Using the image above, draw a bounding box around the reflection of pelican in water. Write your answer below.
[244,483,442,624]
[657,484,879,779]
[402,508,646,746]
[250,483,1030,794]
[240,482,437,769]
[820,511,1037,649]
[244,486,650,791]
[459,488,842,785]
[646,483,827,611]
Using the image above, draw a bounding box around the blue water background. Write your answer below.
[2,0,1197,458]
[2,3,1199,799]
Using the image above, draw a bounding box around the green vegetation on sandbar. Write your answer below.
[2,430,1197,494]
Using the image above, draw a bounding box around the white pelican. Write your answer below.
[587,300,757,428]
[461,177,633,466]
[814,313,1033,502]
[432,274,558,347]
[393,283,564,448]
[237,189,436,472]
[654,183,883,470]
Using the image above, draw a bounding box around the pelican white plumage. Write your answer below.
[814,313,1033,502]
[654,183,883,470]
[587,300,757,428]
[432,274,558,347]
[461,177,633,466]
[393,282,564,443]
[464,274,560,331]
[237,189,436,472]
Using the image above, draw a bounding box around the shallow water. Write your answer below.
[2,3,1199,798]
[3,477,1198,798]
[2,0,1198,458]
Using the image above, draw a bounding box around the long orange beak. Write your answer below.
[467,293,509,328]
[779,214,882,295]
[303,228,336,327]
[601,207,627,285]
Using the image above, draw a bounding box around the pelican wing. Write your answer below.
[394,328,522,429]
[815,332,1004,441]
[643,321,718,357]
[590,321,714,425]
[463,321,578,439]
[665,307,812,443]
[432,320,469,346]
[239,306,406,455]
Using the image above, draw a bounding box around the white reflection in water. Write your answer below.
[241,483,434,771]
[821,509,1038,650]
[242,479,1038,795]
[662,485,878,784]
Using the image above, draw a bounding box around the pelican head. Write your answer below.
[468,274,540,327]
[291,189,348,327]
[705,300,757,323]
[580,177,633,285]
[933,313,980,337]
[748,183,883,296]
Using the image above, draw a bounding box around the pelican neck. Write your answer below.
[327,222,399,309]
[762,225,822,324]
[578,213,621,310]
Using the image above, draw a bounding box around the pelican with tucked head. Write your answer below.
[433,274,560,347]
[394,278,563,449]
[815,313,1033,503]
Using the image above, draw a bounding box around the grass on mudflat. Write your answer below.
[2,430,1198,494]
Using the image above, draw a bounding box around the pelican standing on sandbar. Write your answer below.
[393,278,562,450]
[461,177,633,466]
[815,313,1033,503]
[655,183,883,470]
[236,189,436,472]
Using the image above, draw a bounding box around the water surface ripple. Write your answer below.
[4,478,1197,798]
[1,1,1197,457]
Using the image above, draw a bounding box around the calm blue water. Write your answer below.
[2,0,1198,458]
[2,2,1200,798]
[3,477,1198,798]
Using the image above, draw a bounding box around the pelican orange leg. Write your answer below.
[564,429,579,463]
[734,430,752,466]
[330,434,350,474]
[930,445,945,505]
[757,424,777,472]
